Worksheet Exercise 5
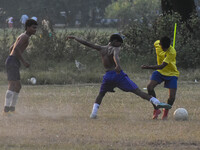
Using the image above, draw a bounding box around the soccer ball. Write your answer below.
[30,77,37,85]
[173,108,188,121]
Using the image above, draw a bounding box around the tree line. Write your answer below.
[0,0,112,27]
[0,0,198,28]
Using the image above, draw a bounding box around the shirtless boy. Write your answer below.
[67,34,171,119]
[3,19,38,114]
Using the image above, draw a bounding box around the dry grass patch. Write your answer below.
[0,81,200,150]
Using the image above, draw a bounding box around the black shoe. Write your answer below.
[4,106,10,112]
[9,106,15,112]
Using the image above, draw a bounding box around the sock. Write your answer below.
[10,92,19,108]
[4,90,14,107]
[91,103,100,115]
[150,97,160,105]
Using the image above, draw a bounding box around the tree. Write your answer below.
[105,0,161,26]
[161,0,196,21]
[0,0,112,27]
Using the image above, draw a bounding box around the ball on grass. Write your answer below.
[173,108,188,121]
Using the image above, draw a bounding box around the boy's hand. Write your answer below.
[115,66,121,74]
[141,65,149,69]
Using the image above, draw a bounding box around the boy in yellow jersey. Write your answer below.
[141,36,179,120]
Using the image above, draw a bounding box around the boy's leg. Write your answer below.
[147,80,161,119]
[147,80,159,108]
[90,92,106,119]
[10,91,19,112]
[132,88,171,109]
[162,88,176,120]
[116,72,171,109]
[91,71,115,119]
[5,56,21,113]
[4,90,14,113]
[4,81,21,113]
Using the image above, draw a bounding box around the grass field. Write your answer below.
[0,78,200,150]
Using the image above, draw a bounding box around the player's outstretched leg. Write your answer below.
[132,89,172,110]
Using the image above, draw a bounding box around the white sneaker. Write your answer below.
[90,113,97,119]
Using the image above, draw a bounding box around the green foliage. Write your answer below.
[0,12,200,85]
[105,0,161,25]
[123,13,200,68]
[0,29,20,69]
[30,26,68,63]
[0,29,9,69]
[176,16,200,68]
[105,0,133,18]
[29,25,112,69]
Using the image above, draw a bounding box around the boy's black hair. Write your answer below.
[25,19,38,30]
[160,36,171,49]
[109,33,124,43]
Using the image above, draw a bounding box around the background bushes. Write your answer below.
[123,13,200,69]
[0,13,199,84]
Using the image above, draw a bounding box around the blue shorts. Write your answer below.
[150,71,178,89]
[5,56,21,81]
[100,70,138,93]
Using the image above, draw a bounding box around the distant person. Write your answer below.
[31,16,37,22]
[67,34,171,119]
[7,17,13,28]
[141,36,179,120]
[42,19,50,30]
[20,14,29,28]
[3,19,38,115]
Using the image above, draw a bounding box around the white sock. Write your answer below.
[4,90,14,107]
[10,92,19,107]
[150,97,160,105]
[91,103,100,115]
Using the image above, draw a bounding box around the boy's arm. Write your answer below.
[67,36,102,51]
[9,44,14,53]
[141,62,168,70]
[113,48,122,73]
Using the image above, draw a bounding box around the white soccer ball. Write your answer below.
[30,77,37,85]
[173,108,188,121]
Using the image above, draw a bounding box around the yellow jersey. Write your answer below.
[154,40,179,77]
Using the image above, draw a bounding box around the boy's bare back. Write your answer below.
[10,33,29,56]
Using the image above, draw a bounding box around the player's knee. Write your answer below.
[132,88,146,98]
[147,84,154,92]
[169,95,176,101]
[95,92,106,104]
[15,84,22,92]
[98,92,106,97]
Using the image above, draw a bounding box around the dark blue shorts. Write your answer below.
[5,56,21,81]
[100,70,138,93]
[150,71,178,89]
